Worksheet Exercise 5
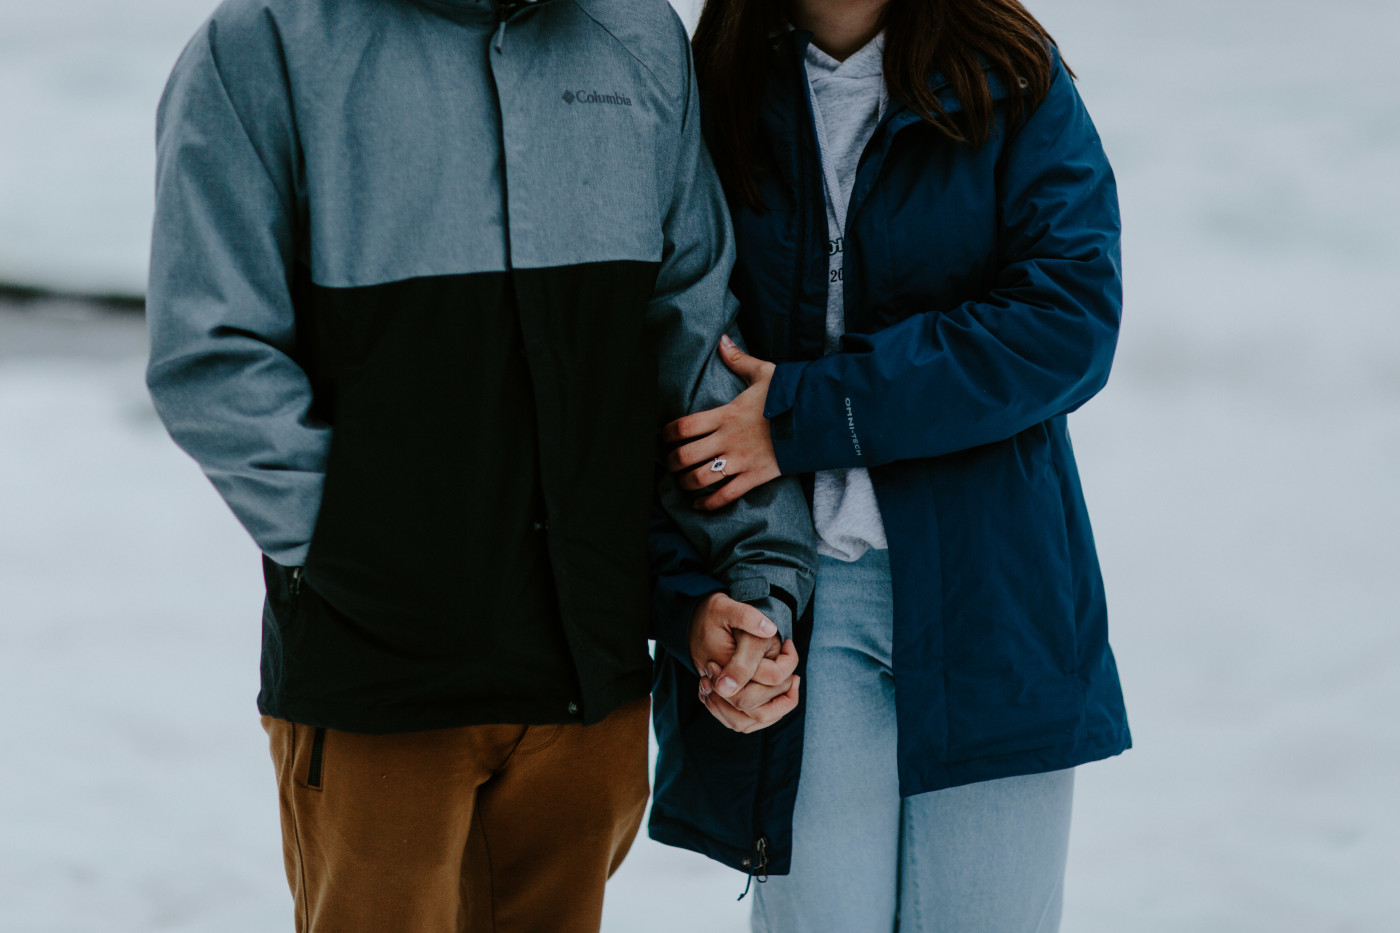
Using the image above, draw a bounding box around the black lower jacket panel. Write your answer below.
[260,261,662,731]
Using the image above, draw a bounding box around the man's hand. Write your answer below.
[689,592,801,733]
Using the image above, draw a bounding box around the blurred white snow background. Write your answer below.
[2,0,1398,930]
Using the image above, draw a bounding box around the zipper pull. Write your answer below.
[493,0,518,52]
[737,836,770,901]
[291,566,304,599]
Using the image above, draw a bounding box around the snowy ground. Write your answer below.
[2,0,1398,930]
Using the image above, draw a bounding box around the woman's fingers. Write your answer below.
[754,676,801,727]
[750,639,799,686]
[700,676,801,733]
[712,632,772,699]
[666,433,726,473]
[694,465,779,510]
[699,687,748,730]
[694,472,757,507]
[726,674,796,712]
[662,407,723,445]
[718,334,766,384]
[678,453,742,491]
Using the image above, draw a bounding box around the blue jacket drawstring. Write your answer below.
[737,836,770,901]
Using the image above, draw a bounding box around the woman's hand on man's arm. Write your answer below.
[663,335,783,512]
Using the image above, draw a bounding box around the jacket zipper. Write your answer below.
[306,726,327,789]
[736,723,773,900]
[735,575,787,902]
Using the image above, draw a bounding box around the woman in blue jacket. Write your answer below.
[648,0,1131,929]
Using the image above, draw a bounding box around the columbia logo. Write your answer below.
[562,88,632,107]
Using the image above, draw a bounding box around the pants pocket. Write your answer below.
[305,726,327,790]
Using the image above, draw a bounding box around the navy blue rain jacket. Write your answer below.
[649,32,1131,879]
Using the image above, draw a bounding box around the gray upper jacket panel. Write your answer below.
[204,0,693,286]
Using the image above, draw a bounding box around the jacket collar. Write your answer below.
[413,0,565,25]
[412,0,497,20]
[778,28,1017,119]
[757,31,1026,280]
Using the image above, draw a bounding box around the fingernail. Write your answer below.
[720,334,736,350]
[708,664,722,680]
[759,619,776,637]
[719,676,739,695]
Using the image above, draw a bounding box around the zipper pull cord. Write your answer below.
[737,836,769,901]
[493,0,520,52]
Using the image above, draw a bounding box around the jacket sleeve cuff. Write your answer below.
[726,575,798,642]
[764,360,807,475]
[764,359,866,474]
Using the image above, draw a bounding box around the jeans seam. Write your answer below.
[1033,883,1059,933]
[902,807,920,930]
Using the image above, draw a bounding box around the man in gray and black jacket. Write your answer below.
[146,0,816,928]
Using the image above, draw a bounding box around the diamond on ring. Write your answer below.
[711,458,728,476]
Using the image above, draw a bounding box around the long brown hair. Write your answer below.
[692,0,1066,208]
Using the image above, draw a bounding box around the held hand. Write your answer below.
[662,335,782,511]
[688,591,778,690]
[698,637,801,733]
[688,593,802,733]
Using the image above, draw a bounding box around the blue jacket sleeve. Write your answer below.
[763,58,1122,473]
[649,500,725,675]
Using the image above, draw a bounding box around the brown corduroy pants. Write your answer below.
[262,697,650,933]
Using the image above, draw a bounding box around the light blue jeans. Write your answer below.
[752,550,1075,933]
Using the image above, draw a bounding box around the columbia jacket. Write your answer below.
[146,0,816,733]
[650,33,1131,877]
